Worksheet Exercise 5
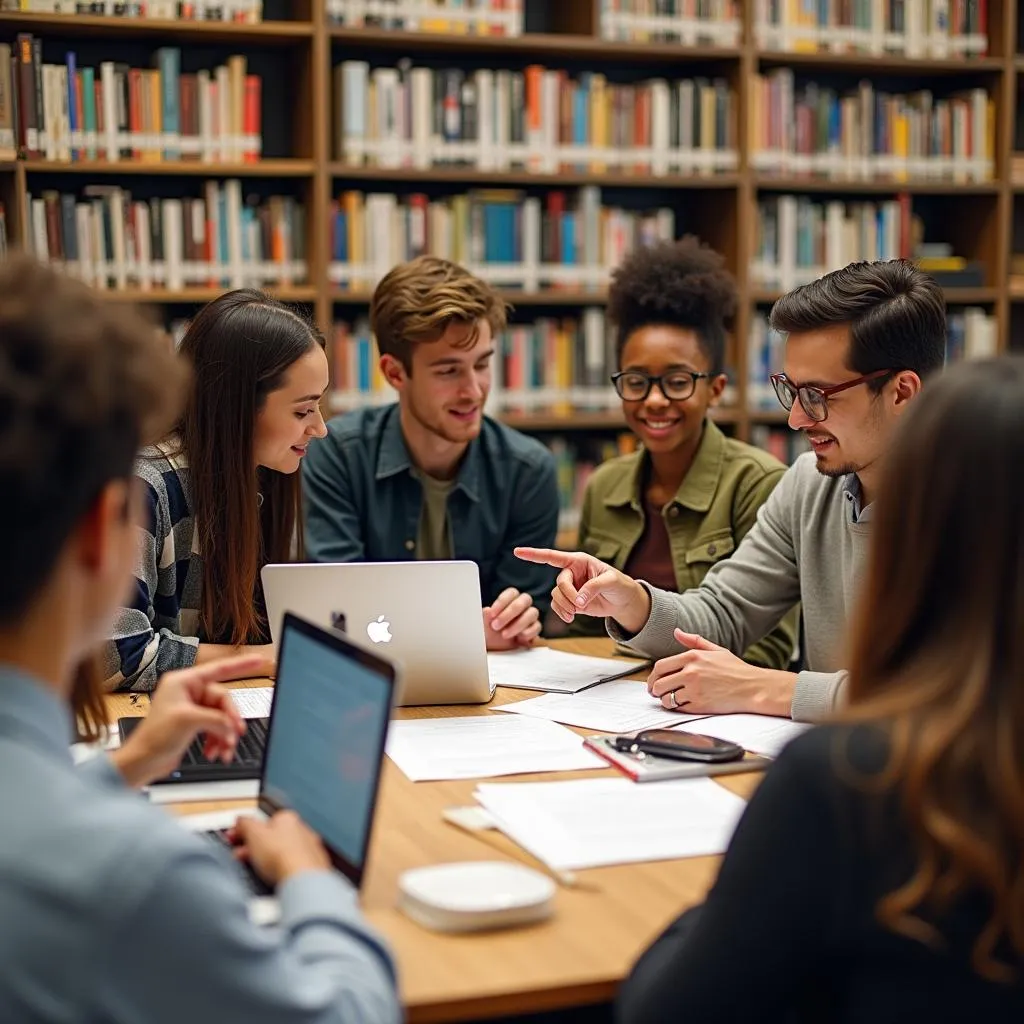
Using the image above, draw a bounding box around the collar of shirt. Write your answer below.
[0,666,75,765]
[374,405,481,503]
[601,419,727,513]
[843,474,872,524]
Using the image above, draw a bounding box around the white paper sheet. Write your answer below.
[70,724,121,764]
[674,714,812,758]
[229,687,274,719]
[474,776,747,870]
[486,647,648,694]
[385,715,607,781]
[145,779,260,804]
[494,680,708,733]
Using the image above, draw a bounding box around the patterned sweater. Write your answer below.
[102,446,203,692]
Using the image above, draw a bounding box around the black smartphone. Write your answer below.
[613,729,744,763]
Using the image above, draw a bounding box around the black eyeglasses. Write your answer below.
[611,370,711,403]
[769,369,894,423]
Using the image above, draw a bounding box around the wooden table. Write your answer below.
[107,638,761,1023]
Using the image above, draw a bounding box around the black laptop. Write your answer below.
[184,613,398,895]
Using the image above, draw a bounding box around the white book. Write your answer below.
[136,202,152,291]
[650,78,670,177]
[215,65,231,163]
[75,204,94,286]
[204,181,222,283]
[541,70,559,174]
[521,196,541,293]
[410,67,432,170]
[197,70,213,163]
[162,199,184,292]
[225,179,244,289]
[475,68,493,171]
[100,62,118,162]
[494,69,510,170]
[109,188,127,291]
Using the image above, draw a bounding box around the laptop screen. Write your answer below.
[261,617,394,881]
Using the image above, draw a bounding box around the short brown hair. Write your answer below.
[369,255,508,371]
[0,255,187,626]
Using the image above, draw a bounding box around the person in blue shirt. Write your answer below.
[303,255,559,650]
[0,255,400,1024]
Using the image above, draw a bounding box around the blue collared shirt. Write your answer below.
[0,666,400,1024]
[302,404,560,610]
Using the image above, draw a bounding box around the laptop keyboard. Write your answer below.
[180,718,268,767]
[208,829,273,897]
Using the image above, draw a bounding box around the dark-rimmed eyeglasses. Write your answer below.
[611,370,711,403]
[769,369,894,423]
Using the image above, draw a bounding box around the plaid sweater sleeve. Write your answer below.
[101,458,201,693]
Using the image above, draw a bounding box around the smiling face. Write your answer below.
[783,324,894,480]
[618,325,726,455]
[252,344,330,473]
[386,319,494,445]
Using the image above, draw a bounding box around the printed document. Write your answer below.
[474,776,746,870]
[674,714,812,758]
[229,687,274,719]
[494,679,707,733]
[385,715,606,781]
[487,647,648,694]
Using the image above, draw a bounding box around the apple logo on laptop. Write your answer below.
[366,615,392,644]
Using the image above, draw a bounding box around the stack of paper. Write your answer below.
[474,776,747,870]
[487,647,648,694]
[494,679,706,733]
[673,714,811,758]
[385,715,607,781]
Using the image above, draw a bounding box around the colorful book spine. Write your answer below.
[334,61,738,178]
[24,181,306,290]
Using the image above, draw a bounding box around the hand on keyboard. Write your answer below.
[232,810,332,888]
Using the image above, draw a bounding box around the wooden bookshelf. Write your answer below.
[0,0,1018,455]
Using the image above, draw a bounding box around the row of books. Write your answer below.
[329,186,675,293]
[333,61,736,177]
[23,182,306,291]
[751,72,993,182]
[751,194,914,292]
[754,0,989,56]
[0,0,263,19]
[549,434,639,533]
[598,0,739,45]
[749,425,811,466]
[0,40,261,164]
[326,0,523,34]
[747,306,998,411]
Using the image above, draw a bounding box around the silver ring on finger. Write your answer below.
[668,689,679,709]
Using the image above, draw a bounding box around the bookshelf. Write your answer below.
[0,0,1019,545]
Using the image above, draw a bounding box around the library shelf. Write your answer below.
[330,289,610,307]
[749,410,791,425]
[756,51,1004,74]
[20,159,316,178]
[0,13,313,44]
[96,286,319,304]
[753,176,1001,195]
[751,287,999,305]
[327,165,742,190]
[500,411,626,432]
[327,26,741,63]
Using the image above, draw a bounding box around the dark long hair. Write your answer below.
[167,290,324,647]
[842,356,1024,981]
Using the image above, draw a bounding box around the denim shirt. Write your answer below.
[0,666,400,1024]
[302,404,560,611]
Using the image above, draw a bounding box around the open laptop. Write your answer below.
[261,560,495,707]
[181,612,397,910]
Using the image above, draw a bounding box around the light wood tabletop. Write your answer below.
[106,637,762,1023]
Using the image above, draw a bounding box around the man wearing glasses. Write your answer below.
[517,260,947,722]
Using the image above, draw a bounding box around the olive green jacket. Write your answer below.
[572,421,800,670]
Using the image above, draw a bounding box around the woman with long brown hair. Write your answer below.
[617,356,1024,1022]
[103,289,329,691]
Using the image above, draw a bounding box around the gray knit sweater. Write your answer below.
[608,452,872,722]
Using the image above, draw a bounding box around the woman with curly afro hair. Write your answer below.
[570,236,799,670]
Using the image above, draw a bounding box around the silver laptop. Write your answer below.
[261,560,495,707]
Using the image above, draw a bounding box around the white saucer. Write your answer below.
[398,861,556,933]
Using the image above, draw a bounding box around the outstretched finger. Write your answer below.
[514,546,576,568]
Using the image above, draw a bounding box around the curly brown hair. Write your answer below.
[370,255,508,372]
[607,235,737,374]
